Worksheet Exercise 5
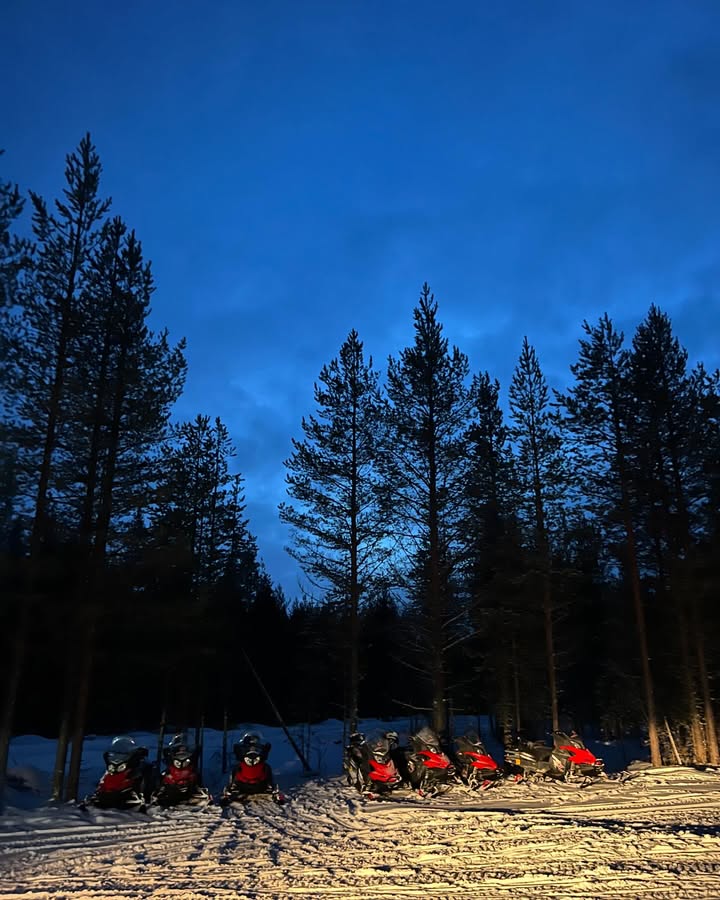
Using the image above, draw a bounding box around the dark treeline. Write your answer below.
[1,138,719,803]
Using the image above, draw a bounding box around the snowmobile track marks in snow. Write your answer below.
[4,771,720,898]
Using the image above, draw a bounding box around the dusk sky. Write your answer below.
[4,0,720,598]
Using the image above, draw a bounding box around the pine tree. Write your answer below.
[556,315,662,765]
[0,149,31,310]
[0,136,110,804]
[279,329,389,730]
[461,371,526,734]
[61,221,186,800]
[630,306,718,763]
[8,135,111,553]
[382,284,473,733]
[508,337,567,731]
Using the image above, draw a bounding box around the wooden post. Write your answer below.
[664,718,682,766]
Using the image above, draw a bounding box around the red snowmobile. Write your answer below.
[344,730,403,797]
[220,732,285,805]
[552,731,605,779]
[84,735,153,810]
[400,726,455,795]
[452,729,501,789]
[151,733,210,808]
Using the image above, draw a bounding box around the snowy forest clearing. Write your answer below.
[2,723,720,898]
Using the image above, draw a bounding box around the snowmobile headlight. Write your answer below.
[116,762,127,773]
[173,757,191,768]
[244,754,260,766]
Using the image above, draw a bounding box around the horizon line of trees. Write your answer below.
[2,137,719,809]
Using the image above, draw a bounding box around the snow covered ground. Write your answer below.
[2,719,720,899]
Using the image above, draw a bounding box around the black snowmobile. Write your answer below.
[84,735,154,810]
[151,733,211,808]
[220,731,285,806]
[504,734,572,781]
[343,729,403,797]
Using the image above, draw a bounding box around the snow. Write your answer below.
[2,718,720,898]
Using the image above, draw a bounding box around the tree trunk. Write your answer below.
[65,613,96,801]
[676,600,707,763]
[348,404,360,734]
[0,598,31,811]
[512,633,522,735]
[624,513,662,765]
[542,575,559,732]
[692,599,720,765]
[609,375,662,766]
[51,662,76,801]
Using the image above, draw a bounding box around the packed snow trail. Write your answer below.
[2,768,720,899]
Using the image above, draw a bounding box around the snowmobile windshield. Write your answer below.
[106,735,140,763]
[414,726,441,751]
[167,733,195,755]
[366,730,391,758]
[555,731,584,749]
[235,731,267,761]
[462,729,483,748]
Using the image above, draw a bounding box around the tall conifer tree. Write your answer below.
[382,284,472,733]
[280,329,389,730]
[557,315,662,764]
[508,337,566,731]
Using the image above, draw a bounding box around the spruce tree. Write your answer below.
[154,416,255,595]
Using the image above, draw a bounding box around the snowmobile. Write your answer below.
[343,729,403,797]
[84,735,154,810]
[504,734,572,781]
[220,731,285,806]
[452,729,501,789]
[552,731,605,779]
[399,726,455,795]
[151,733,211,808]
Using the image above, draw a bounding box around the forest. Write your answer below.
[1,135,719,804]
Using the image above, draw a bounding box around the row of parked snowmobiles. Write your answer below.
[82,731,282,812]
[343,726,605,798]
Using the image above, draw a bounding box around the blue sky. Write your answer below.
[3,0,720,598]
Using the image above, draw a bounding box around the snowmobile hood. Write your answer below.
[367,758,401,784]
